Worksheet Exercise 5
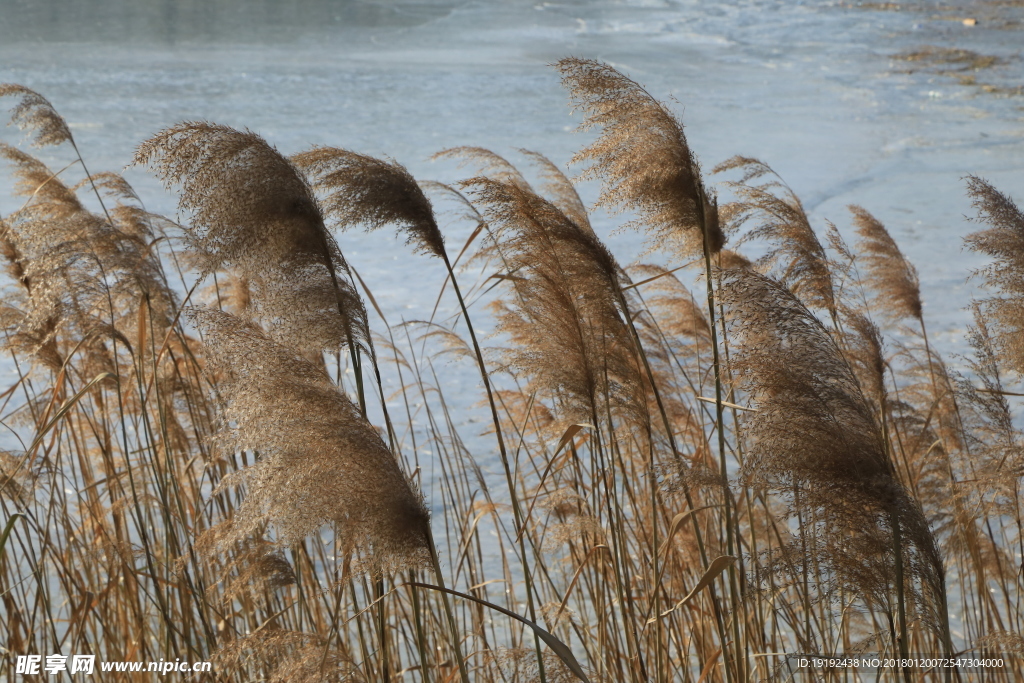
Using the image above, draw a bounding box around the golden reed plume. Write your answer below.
[555,57,723,258]
[850,205,922,322]
[192,308,430,575]
[722,267,947,636]
[134,123,367,358]
[292,147,445,259]
[714,156,836,316]
[965,176,1024,375]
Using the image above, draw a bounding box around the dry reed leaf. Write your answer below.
[659,505,720,557]
[410,582,593,683]
[653,555,737,622]
[0,511,24,549]
[695,649,722,683]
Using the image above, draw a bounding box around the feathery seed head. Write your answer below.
[134,123,328,272]
[850,205,922,321]
[1,144,177,370]
[722,268,891,494]
[0,84,74,148]
[134,123,367,356]
[292,147,446,259]
[519,149,593,234]
[964,176,1024,376]
[433,147,532,191]
[467,176,642,424]
[723,268,944,621]
[192,308,429,575]
[555,57,724,258]
[714,156,836,315]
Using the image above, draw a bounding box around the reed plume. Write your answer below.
[630,264,710,342]
[1,83,123,238]
[433,147,531,192]
[134,124,366,358]
[292,147,445,258]
[956,309,1019,467]
[192,308,429,573]
[849,207,974,611]
[715,156,836,316]
[519,150,592,233]
[626,265,711,450]
[964,175,1024,376]
[465,176,640,426]
[555,57,723,258]
[295,146,531,683]
[557,60,740,678]
[0,84,74,148]
[722,266,891,513]
[952,308,1023,534]
[213,628,361,683]
[850,205,922,322]
[467,174,682,683]
[194,529,296,609]
[0,143,175,372]
[837,307,888,415]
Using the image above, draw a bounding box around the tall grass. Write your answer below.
[0,62,1022,682]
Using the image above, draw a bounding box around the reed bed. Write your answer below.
[0,62,1022,682]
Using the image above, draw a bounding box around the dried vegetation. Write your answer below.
[1,59,1022,682]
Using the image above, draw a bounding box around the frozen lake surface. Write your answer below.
[1,0,1023,508]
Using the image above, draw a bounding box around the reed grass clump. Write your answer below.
[1,69,1022,683]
